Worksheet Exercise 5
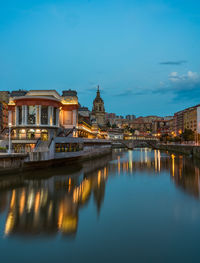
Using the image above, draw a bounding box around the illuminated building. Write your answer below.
[183,106,200,133]
[6,89,78,152]
[174,104,200,136]
[91,86,106,127]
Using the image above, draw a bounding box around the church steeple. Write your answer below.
[91,85,106,127]
[96,85,100,98]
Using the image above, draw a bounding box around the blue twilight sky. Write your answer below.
[0,0,200,117]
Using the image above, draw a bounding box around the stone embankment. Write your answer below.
[0,147,111,174]
[157,143,200,159]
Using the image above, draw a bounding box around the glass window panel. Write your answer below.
[53,108,57,125]
[27,106,36,125]
[18,106,22,125]
[41,106,48,125]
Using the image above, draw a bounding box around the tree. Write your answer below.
[111,123,117,128]
[182,129,194,142]
[106,121,111,128]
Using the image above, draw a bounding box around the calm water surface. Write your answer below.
[1,148,200,263]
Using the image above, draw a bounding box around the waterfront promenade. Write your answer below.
[0,139,112,173]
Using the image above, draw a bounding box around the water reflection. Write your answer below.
[1,148,200,238]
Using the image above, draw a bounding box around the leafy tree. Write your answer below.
[111,123,117,128]
[182,129,194,141]
[106,121,111,128]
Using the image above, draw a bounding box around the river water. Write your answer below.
[0,148,200,263]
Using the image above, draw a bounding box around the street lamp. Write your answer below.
[8,111,12,154]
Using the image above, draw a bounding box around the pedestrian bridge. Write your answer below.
[112,137,159,149]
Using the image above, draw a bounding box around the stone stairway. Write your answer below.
[34,140,50,152]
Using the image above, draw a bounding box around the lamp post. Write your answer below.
[8,111,12,154]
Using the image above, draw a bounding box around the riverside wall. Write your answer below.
[0,144,112,174]
[157,143,200,159]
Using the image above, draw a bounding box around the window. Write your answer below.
[53,107,57,125]
[55,143,80,152]
[41,106,48,125]
[27,106,36,125]
[27,129,35,139]
[18,106,22,125]
[19,129,26,139]
[41,129,48,141]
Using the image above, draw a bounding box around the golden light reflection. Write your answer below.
[61,216,77,233]
[104,167,107,178]
[58,202,64,229]
[128,151,133,173]
[10,190,16,209]
[171,154,175,177]
[118,156,120,174]
[154,150,157,172]
[98,170,101,186]
[4,211,15,236]
[73,179,91,203]
[145,148,148,163]
[158,150,161,172]
[34,192,40,213]
[19,190,25,215]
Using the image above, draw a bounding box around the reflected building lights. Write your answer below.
[19,190,25,215]
[158,150,161,172]
[4,211,15,236]
[171,154,175,177]
[128,151,133,173]
[145,148,148,163]
[10,190,16,209]
[34,192,40,214]
[3,149,200,238]
[154,150,157,172]
[118,156,120,175]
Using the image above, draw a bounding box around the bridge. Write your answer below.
[112,137,159,149]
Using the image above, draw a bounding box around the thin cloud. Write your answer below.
[114,71,200,103]
[114,89,150,97]
[153,71,200,101]
[159,60,187,65]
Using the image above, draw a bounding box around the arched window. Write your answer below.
[27,129,35,140]
[19,129,26,139]
[41,129,48,141]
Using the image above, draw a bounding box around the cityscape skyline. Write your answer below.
[0,0,200,116]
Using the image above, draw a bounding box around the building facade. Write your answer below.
[0,102,8,133]
[0,91,9,134]
[125,115,136,120]
[7,90,78,152]
[0,91,10,103]
[183,106,200,133]
[174,105,200,136]
[174,110,186,135]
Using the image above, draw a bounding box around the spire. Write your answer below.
[96,85,100,98]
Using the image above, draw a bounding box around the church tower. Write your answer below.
[91,86,106,127]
